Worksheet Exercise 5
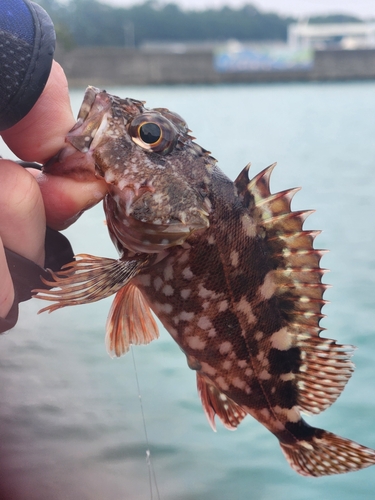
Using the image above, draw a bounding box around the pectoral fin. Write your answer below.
[33,253,149,313]
[106,282,159,358]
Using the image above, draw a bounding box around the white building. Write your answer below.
[288,22,375,50]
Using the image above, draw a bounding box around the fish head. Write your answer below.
[44,87,214,254]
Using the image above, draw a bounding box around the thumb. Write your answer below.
[1,61,75,163]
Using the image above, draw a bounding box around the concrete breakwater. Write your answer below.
[55,46,375,87]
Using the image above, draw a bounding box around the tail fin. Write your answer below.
[280,430,375,477]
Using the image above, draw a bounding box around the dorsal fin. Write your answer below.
[235,163,354,415]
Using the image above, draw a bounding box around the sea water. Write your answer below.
[1,81,375,500]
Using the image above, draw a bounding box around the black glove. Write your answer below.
[0,0,55,130]
[1,228,74,333]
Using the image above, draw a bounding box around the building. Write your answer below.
[288,22,375,50]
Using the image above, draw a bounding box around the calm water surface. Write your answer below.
[1,81,375,499]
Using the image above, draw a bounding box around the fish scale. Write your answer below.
[34,86,375,477]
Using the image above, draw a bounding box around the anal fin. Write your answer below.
[197,373,247,431]
[106,282,159,357]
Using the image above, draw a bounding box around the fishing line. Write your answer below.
[131,346,161,500]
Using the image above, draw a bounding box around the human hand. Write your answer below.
[0,61,108,322]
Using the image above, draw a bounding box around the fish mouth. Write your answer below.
[43,87,111,179]
[67,86,111,152]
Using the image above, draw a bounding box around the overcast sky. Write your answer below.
[102,0,374,19]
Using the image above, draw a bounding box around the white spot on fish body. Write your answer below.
[216,376,229,391]
[237,360,247,369]
[187,336,207,350]
[104,170,116,183]
[245,368,253,377]
[153,192,164,204]
[304,311,314,319]
[180,289,191,299]
[197,316,213,330]
[153,277,163,291]
[219,341,233,355]
[300,296,310,303]
[154,302,173,314]
[182,267,194,280]
[259,369,272,380]
[207,235,215,245]
[280,373,295,382]
[260,408,271,419]
[162,303,173,314]
[232,377,247,390]
[164,264,174,281]
[218,300,228,312]
[236,296,257,325]
[180,311,195,321]
[117,178,128,191]
[273,406,300,423]
[242,213,257,238]
[183,325,192,335]
[198,286,213,299]
[259,271,276,300]
[222,360,232,370]
[162,284,174,296]
[270,327,292,351]
[257,351,265,363]
[255,331,264,341]
[201,362,217,376]
[230,250,239,268]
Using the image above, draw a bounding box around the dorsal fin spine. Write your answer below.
[241,163,355,416]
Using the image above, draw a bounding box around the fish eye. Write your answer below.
[139,122,162,145]
[128,112,179,155]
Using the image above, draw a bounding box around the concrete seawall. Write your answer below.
[55,47,375,87]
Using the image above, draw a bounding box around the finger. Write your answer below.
[30,169,108,230]
[1,61,75,163]
[0,238,15,319]
[0,160,45,266]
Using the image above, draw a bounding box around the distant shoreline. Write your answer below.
[55,46,375,87]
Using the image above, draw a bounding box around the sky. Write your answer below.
[102,0,375,19]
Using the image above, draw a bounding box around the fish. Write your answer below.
[35,86,375,477]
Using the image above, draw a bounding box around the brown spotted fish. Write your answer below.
[35,86,375,477]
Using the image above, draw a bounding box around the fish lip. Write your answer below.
[66,87,112,153]
[43,87,111,177]
[78,86,102,121]
[68,86,101,134]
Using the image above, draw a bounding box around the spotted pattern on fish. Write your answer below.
[36,86,375,477]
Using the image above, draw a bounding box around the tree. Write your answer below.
[34,0,362,48]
